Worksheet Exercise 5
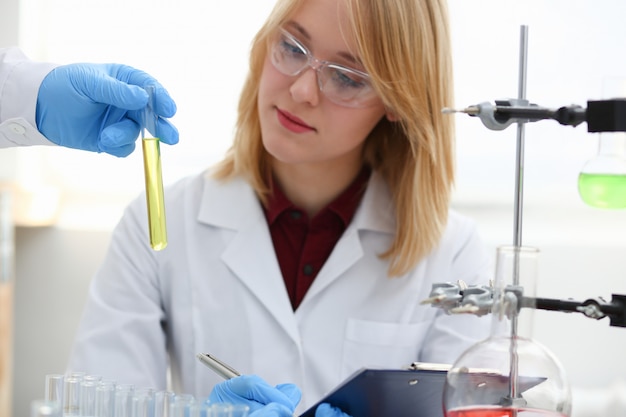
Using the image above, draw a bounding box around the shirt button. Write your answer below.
[9,123,26,135]
[303,264,314,276]
[290,211,302,220]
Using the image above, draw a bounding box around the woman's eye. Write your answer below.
[332,69,367,90]
[280,38,306,58]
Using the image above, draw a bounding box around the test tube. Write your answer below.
[63,375,83,416]
[188,402,210,417]
[230,404,250,417]
[142,85,168,251]
[132,387,155,417]
[94,380,116,417]
[114,384,135,417]
[44,374,64,407]
[154,390,175,417]
[208,403,233,417]
[80,377,100,417]
[170,394,195,417]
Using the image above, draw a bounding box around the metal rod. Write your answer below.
[507,25,529,407]
[513,25,528,255]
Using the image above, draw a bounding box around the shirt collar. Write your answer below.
[264,166,372,226]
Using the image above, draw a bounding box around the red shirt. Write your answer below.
[264,168,371,310]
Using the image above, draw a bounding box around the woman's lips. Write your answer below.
[276,108,315,133]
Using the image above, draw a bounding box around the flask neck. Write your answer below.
[597,132,626,157]
[490,246,539,340]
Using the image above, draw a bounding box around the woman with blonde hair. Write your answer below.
[68,0,490,415]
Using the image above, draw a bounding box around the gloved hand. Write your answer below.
[248,403,297,417]
[209,375,301,415]
[314,403,352,417]
[36,63,179,157]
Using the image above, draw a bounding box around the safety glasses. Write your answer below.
[270,28,379,108]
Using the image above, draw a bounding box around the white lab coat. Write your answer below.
[0,47,57,147]
[68,168,493,413]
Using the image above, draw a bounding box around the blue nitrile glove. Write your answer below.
[208,375,301,415]
[36,63,179,157]
[249,403,297,417]
[314,403,352,417]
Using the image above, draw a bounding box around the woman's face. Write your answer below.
[257,0,387,171]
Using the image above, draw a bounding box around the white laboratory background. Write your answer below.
[3,0,626,416]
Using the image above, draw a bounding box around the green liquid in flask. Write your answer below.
[578,172,626,209]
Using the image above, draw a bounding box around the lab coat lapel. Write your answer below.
[302,226,363,301]
[197,175,300,344]
[221,223,301,344]
[302,172,395,302]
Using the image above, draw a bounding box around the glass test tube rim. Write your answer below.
[142,85,168,251]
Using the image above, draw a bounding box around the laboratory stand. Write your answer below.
[426,26,626,417]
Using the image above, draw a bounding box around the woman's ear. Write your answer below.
[385,111,400,122]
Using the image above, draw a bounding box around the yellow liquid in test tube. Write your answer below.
[142,85,167,250]
[142,137,167,250]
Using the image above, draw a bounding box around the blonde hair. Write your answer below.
[213,0,455,277]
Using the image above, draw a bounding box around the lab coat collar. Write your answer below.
[351,170,395,234]
[196,172,300,343]
[196,170,395,235]
[195,170,395,341]
[197,172,263,229]
[297,171,396,307]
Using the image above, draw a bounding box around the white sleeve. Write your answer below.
[0,47,58,147]
[67,195,169,390]
[418,213,494,364]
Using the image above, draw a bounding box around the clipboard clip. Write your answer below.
[407,362,502,375]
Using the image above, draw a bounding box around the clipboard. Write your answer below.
[299,366,545,417]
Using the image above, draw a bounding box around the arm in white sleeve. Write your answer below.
[0,47,58,147]
[419,212,494,364]
[67,195,169,389]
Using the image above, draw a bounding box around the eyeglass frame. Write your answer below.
[269,27,380,108]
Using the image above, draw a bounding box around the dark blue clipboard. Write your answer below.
[299,368,545,417]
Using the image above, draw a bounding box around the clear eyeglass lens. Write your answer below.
[272,30,376,108]
[319,65,370,104]
[272,35,309,75]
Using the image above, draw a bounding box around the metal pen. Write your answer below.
[196,353,241,380]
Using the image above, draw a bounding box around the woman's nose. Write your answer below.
[289,66,321,106]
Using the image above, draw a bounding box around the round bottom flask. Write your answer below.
[578,132,626,209]
[579,77,626,209]
[443,246,571,417]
